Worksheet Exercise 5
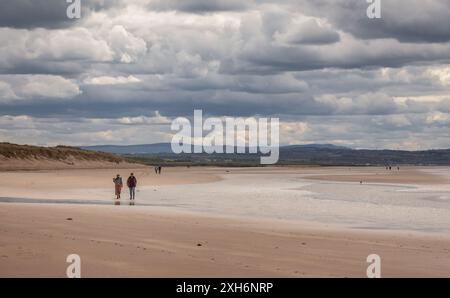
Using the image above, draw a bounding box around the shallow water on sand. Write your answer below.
[133,170,450,234]
[2,168,450,234]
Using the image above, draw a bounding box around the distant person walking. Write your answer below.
[154,166,158,174]
[158,166,162,175]
[127,173,137,200]
[113,174,123,200]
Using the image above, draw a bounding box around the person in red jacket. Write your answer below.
[127,173,137,200]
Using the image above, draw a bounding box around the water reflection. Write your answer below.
[114,200,135,206]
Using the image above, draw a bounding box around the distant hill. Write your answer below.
[0,142,141,170]
[81,143,350,155]
[82,143,450,166]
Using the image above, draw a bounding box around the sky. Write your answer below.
[1,0,450,150]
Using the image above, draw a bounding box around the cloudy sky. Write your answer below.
[1,0,450,149]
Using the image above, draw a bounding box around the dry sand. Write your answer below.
[1,166,450,277]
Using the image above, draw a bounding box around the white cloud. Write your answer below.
[117,111,171,125]
[20,75,81,99]
[84,75,141,85]
[280,121,309,145]
[426,112,450,125]
[0,75,81,102]
[427,67,450,86]
[108,25,147,63]
[274,18,340,45]
[0,27,114,64]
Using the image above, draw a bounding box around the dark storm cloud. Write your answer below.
[228,42,450,75]
[0,0,70,29]
[148,0,252,13]
[0,0,121,29]
[0,60,88,76]
[0,83,406,119]
[297,0,450,43]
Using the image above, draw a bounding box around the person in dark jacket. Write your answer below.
[127,173,137,200]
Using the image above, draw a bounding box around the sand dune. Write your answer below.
[0,143,141,171]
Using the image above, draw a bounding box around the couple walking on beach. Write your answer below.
[154,166,162,174]
[113,173,137,200]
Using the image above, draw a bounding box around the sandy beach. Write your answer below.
[1,166,450,277]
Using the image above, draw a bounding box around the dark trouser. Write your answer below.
[129,187,136,200]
